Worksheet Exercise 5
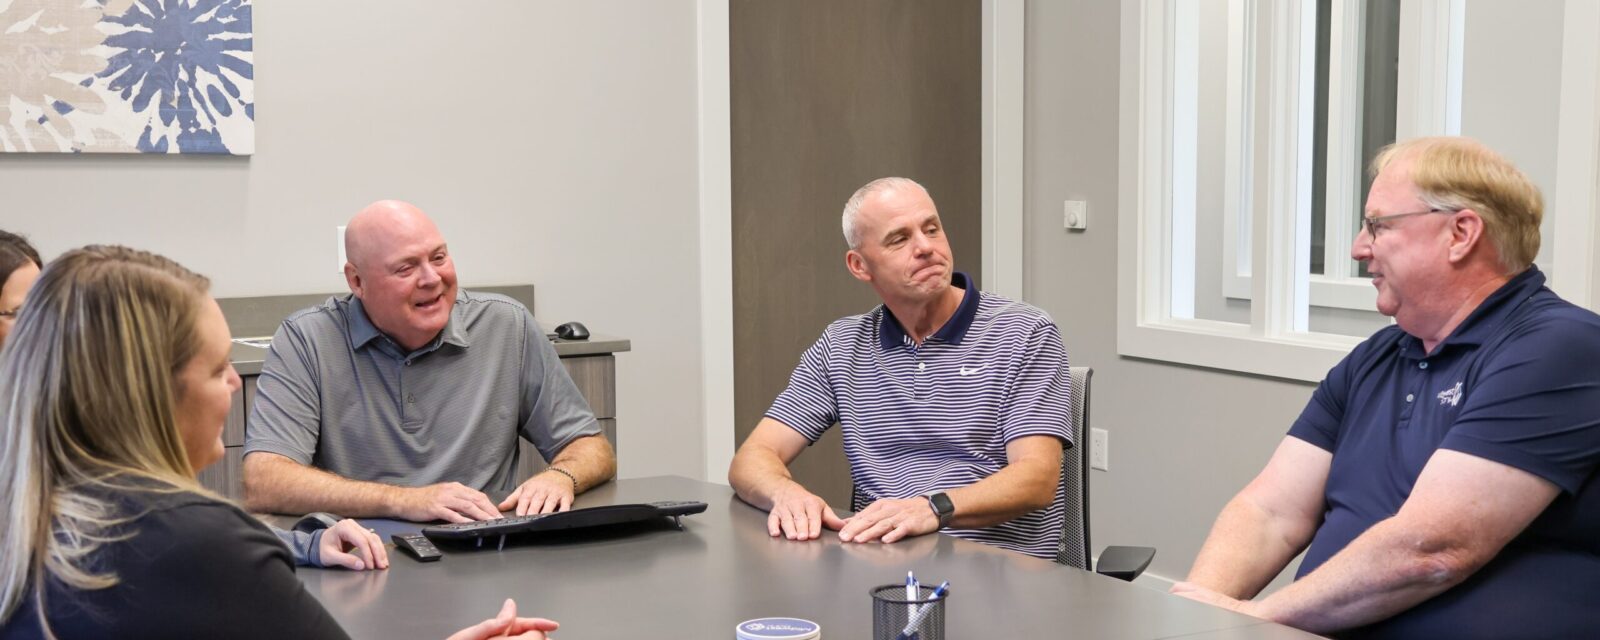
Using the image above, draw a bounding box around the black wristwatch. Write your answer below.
[924,492,955,529]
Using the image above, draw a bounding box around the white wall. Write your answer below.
[0,0,707,481]
[1026,0,1581,588]
[1460,0,1565,270]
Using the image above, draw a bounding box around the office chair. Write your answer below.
[1058,366,1156,581]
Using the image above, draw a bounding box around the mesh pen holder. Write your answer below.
[870,583,948,640]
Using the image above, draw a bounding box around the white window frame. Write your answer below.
[1221,0,1465,312]
[1120,0,1351,383]
[1121,0,1600,382]
[1118,0,1429,382]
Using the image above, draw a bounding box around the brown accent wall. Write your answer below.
[730,0,983,506]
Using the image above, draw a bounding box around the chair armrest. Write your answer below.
[1094,545,1156,582]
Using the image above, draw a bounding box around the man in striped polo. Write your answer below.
[728,177,1073,559]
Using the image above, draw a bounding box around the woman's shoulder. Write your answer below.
[125,489,273,544]
[85,482,283,565]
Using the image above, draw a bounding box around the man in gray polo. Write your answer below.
[243,200,615,522]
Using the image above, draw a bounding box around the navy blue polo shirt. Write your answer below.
[766,273,1073,558]
[1288,267,1600,638]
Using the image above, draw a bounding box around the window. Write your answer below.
[1223,0,1414,332]
[1117,0,1464,381]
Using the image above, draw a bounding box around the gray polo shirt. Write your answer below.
[244,290,600,493]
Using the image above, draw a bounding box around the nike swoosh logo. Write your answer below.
[960,366,986,376]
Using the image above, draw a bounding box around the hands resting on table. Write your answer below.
[764,482,939,544]
[316,518,390,571]
[393,471,580,523]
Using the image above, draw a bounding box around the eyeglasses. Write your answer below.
[1360,208,1456,238]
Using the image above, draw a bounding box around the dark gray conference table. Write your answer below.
[288,476,1323,639]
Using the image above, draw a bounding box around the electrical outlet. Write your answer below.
[336,226,347,274]
[1090,428,1109,471]
[1063,200,1088,230]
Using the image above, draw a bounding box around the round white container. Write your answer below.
[735,617,821,640]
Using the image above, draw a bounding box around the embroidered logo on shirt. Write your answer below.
[1437,382,1464,407]
[959,365,986,376]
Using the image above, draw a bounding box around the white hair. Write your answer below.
[841,177,928,249]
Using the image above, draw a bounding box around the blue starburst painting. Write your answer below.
[0,0,254,154]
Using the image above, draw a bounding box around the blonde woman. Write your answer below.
[1,235,378,574]
[0,246,558,639]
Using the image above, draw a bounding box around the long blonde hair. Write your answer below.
[0,245,213,629]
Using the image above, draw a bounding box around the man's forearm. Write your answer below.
[1252,517,1475,633]
[1187,496,1315,599]
[728,447,801,511]
[942,456,1059,529]
[242,453,405,517]
[543,434,616,493]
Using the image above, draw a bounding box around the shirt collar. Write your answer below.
[1399,266,1546,355]
[877,272,979,351]
[346,293,472,355]
[346,295,385,350]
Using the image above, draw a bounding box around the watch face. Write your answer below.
[928,492,955,527]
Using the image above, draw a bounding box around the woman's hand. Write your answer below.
[446,599,560,640]
[318,519,389,571]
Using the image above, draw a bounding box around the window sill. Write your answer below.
[1116,319,1361,383]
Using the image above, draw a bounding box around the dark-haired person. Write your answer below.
[0,246,558,639]
[0,230,42,348]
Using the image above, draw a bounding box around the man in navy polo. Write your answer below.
[1172,137,1600,638]
[727,177,1072,559]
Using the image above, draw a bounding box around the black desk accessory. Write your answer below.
[422,500,707,551]
[554,321,590,341]
[392,533,444,562]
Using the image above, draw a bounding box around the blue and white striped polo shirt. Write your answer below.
[766,273,1073,558]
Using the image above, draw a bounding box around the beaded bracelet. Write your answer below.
[544,466,579,493]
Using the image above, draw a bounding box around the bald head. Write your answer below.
[341,200,459,351]
[344,200,444,271]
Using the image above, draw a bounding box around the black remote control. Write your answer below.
[392,533,442,562]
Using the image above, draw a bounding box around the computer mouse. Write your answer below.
[292,512,343,533]
[554,321,590,341]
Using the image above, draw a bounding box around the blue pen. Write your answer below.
[905,571,918,621]
[894,580,949,640]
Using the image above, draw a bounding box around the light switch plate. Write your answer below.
[1064,200,1088,230]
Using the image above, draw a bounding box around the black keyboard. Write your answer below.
[421,500,708,541]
